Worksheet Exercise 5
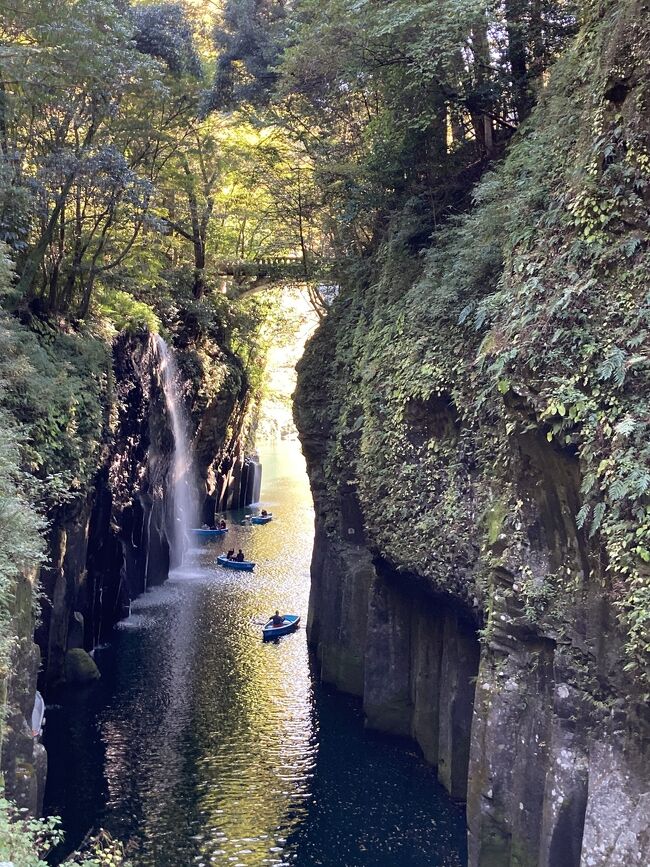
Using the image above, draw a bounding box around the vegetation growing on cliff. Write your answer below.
[291,0,649,693]
[0,797,130,866]
[0,248,45,672]
[1,0,649,859]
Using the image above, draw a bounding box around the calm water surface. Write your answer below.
[45,442,467,866]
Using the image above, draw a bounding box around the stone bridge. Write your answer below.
[217,256,334,284]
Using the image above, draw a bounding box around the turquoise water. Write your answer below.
[45,442,467,866]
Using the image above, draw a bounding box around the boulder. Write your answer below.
[64,648,100,685]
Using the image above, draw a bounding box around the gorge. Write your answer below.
[1,0,649,865]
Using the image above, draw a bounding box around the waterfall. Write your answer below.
[154,335,197,569]
[248,459,262,505]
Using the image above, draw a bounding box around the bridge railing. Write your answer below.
[216,256,334,280]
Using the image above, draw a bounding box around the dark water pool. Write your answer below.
[44,442,467,866]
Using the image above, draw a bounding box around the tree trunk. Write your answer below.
[505,0,533,122]
[193,238,206,299]
[0,81,8,155]
[471,13,496,158]
[181,159,207,299]
[15,175,76,300]
[529,0,546,79]
[15,117,99,299]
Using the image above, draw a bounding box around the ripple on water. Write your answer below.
[44,443,467,867]
[114,614,154,630]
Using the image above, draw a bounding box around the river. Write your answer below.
[44,441,467,866]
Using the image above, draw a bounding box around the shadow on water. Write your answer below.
[285,681,467,867]
[44,442,467,866]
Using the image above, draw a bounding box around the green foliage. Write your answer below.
[133,2,202,76]
[1,0,318,316]
[210,0,287,110]
[0,411,45,670]
[0,797,130,866]
[0,796,62,867]
[0,247,45,675]
[296,0,650,690]
[273,0,578,259]
[0,317,110,503]
[95,287,160,334]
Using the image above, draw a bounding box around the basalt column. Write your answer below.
[363,572,480,799]
[307,529,375,696]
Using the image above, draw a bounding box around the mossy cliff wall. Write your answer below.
[294,2,650,864]
[0,567,47,815]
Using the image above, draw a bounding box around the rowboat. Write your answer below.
[262,614,300,639]
[250,513,273,525]
[192,527,228,537]
[216,554,255,571]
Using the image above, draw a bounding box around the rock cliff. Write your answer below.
[2,320,258,810]
[294,1,650,864]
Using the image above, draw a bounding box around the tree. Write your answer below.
[208,0,288,110]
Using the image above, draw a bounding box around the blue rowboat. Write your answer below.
[262,614,300,640]
[193,527,228,537]
[250,514,272,525]
[216,554,255,571]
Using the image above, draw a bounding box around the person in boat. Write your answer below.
[226,549,235,559]
[261,509,268,517]
[219,519,227,529]
[235,549,245,562]
[271,610,284,627]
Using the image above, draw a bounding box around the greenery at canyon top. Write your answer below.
[0,0,649,862]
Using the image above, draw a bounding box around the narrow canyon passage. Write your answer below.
[43,442,467,867]
[1,3,648,865]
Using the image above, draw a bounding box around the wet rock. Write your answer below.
[364,575,414,737]
[67,611,85,650]
[437,608,480,799]
[307,529,374,695]
[1,568,45,815]
[580,742,650,866]
[64,648,100,684]
[65,647,101,685]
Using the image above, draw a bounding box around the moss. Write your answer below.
[64,648,100,685]
[483,500,510,549]
[295,0,650,690]
[510,836,540,867]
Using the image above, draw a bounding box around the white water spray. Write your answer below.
[154,335,197,568]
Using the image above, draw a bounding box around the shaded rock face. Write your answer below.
[1,568,47,815]
[294,1,650,859]
[305,467,481,803]
[4,325,257,815]
[181,329,261,520]
[297,314,650,865]
[35,333,170,687]
[64,648,100,684]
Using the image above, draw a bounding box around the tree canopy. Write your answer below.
[0,0,580,320]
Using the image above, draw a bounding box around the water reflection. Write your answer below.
[45,442,467,866]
